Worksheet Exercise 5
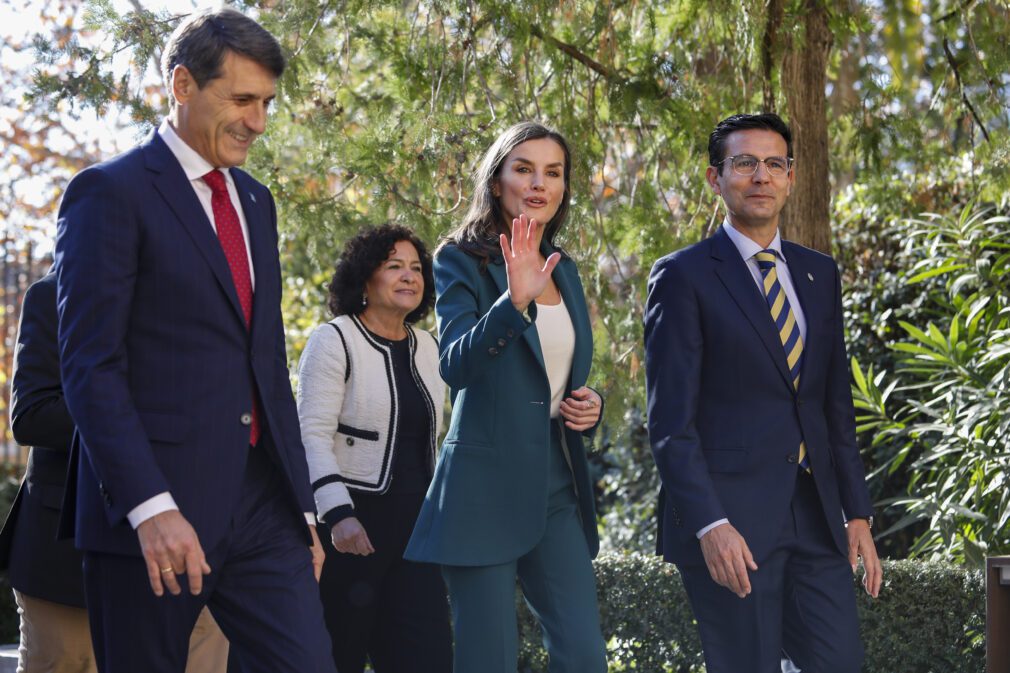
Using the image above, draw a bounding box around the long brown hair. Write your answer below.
[441,121,572,267]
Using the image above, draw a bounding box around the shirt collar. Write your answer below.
[158,119,229,185]
[721,219,784,262]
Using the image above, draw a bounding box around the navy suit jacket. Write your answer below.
[54,131,314,556]
[0,272,86,606]
[644,226,873,567]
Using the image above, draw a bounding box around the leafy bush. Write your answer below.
[850,201,1010,564]
[517,552,983,673]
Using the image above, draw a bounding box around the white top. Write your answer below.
[534,298,576,418]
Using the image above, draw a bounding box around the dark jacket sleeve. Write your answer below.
[10,274,75,452]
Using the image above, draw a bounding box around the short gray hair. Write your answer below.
[161,8,285,107]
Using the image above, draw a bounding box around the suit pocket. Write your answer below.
[703,448,748,474]
[138,411,189,444]
[337,423,379,441]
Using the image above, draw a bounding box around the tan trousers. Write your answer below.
[14,590,229,673]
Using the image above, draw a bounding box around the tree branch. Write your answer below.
[528,24,617,80]
[943,37,991,143]
[938,0,977,23]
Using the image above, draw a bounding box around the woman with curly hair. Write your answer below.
[296,224,451,673]
[406,122,608,672]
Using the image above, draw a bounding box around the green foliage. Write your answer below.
[514,552,983,673]
[850,199,1010,564]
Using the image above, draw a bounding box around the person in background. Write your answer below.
[297,224,452,673]
[53,8,335,672]
[0,270,229,673]
[405,121,608,673]
[644,112,881,673]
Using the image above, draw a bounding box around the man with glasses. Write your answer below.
[644,113,882,673]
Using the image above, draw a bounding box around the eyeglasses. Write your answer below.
[716,154,794,177]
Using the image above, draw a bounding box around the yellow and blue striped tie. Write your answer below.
[755,250,810,471]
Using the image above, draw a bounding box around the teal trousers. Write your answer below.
[441,424,607,673]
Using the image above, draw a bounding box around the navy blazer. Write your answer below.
[406,243,600,566]
[0,272,85,606]
[644,226,873,566]
[54,131,314,556]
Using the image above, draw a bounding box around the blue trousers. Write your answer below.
[679,470,864,673]
[441,424,607,673]
[83,444,336,673]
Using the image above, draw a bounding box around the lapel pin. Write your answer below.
[249,193,257,203]
[807,272,814,282]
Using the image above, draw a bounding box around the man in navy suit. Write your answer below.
[54,9,335,673]
[644,113,882,673]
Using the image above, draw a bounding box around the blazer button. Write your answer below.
[506,328,515,338]
[240,413,253,426]
[488,346,498,356]
[497,338,506,347]
[786,453,798,463]
[346,437,355,446]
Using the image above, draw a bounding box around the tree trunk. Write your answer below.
[780,0,833,254]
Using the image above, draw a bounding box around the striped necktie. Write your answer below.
[754,249,809,471]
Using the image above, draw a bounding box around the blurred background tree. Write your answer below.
[5,0,1010,564]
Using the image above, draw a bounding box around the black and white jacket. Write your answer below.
[296,314,444,520]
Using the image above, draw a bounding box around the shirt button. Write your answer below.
[240,413,253,426]
[346,437,355,446]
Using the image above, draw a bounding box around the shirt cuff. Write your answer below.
[696,518,729,540]
[305,512,318,527]
[127,492,179,529]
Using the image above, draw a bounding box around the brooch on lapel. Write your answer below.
[249,193,257,203]
[807,272,814,282]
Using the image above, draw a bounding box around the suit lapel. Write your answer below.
[710,227,794,391]
[486,258,547,373]
[231,169,272,339]
[143,133,247,328]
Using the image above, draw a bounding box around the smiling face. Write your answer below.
[363,240,424,322]
[706,128,794,234]
[171,50,277,168]
[494,137,567,231]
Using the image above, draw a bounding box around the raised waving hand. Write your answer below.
[500,213,560,313]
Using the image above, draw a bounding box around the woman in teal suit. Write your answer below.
[406,122,608,673]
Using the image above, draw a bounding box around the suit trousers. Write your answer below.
[678,470,864,673]
[441,425,607,673]
[318,490,452,673]
[14,590,228,673]
[82,443,336,673]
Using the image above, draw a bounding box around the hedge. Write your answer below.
[0,548,986,671]
[518,552,985,673]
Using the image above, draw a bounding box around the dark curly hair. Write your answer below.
[327,224,435,323]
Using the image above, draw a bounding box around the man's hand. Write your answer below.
[308,525,325,582]
[137,510,211,597]
[699,522,758,598]
[847,519,882,598]
[330,517,375,556]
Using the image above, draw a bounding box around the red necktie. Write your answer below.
[202,169,260,446]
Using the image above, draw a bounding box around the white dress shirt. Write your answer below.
[695,220,808,540]
[534,298,576,419]
[128,122,313,529]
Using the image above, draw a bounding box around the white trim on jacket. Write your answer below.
[296,314,444,520]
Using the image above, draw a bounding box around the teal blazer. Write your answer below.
[405,242,601,566]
